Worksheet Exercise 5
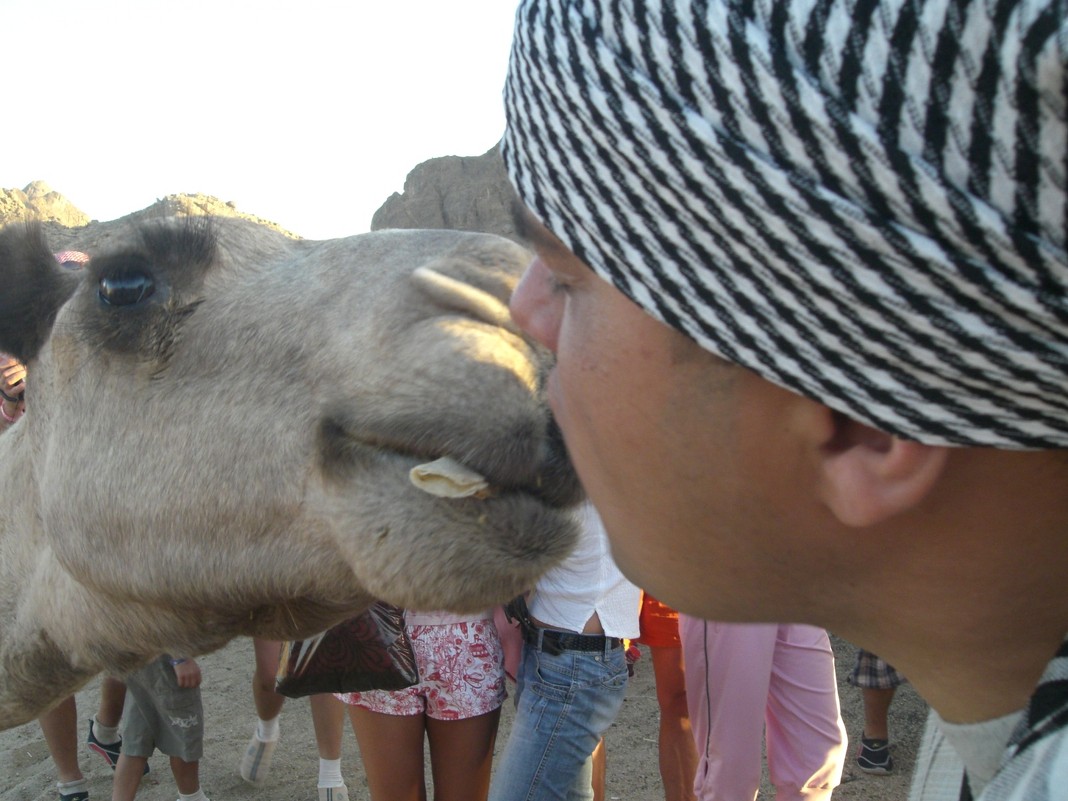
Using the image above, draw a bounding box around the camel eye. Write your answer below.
[99,272,156,306]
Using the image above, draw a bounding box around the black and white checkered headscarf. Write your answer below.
[503,0,1068,448]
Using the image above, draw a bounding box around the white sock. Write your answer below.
[57,778,88,795]
[256,715,280,742]
[318,757,344,788]
[178,789,208,801]
[92,714,121,744]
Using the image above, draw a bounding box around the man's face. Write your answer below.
[509,209,812,619]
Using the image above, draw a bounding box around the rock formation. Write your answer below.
[0,181,89,230]
[0,184,297,250]
[371,144,524,244]
[4,144,517,248]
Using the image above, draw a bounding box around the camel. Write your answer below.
[0,215,580,729]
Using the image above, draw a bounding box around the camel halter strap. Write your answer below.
[503,0,1068,449]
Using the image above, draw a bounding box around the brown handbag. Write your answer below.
[275,601,419,698]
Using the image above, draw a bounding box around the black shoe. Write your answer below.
[856,737,893,774]
[87,720,149,774]
[57,779,89,801]
[86,720,121,768]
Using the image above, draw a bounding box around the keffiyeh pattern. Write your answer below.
[503,0,1068,448]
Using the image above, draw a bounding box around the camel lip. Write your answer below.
[315,412,580,507]
[316,420,499,492]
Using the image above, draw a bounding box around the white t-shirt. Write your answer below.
[527,502,641,640]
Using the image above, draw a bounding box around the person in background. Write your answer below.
[338,609,506,801]
[0,352,25,427]
[488,501,641,801]
[37,679,131,801]
[111,656,207,801]
[850,649,907,776]
[679,619,846,800]
[500,0,1068,797]
[240,639,349,801]
[0,249,86,428]
[85,679,137,771]
[637,594,697,801]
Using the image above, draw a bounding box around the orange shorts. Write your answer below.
[636,594,681,648]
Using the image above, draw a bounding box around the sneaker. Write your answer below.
[239,729,278,786]
[856,737,894,774]
[86,719,121,768]
[319,786,349,801]
[87,720,148,775]
[56,779,89,801]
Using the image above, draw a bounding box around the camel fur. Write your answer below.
[0,216,580,728]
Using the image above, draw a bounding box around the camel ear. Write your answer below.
[817,412,949,527]
[0,222,80,363]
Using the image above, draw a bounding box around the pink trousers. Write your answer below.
[679,618,847,801]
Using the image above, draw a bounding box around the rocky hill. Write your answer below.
[371,144,524,244]
[0,183,298,252]
[3,145,519,253]
[0,181,90,229]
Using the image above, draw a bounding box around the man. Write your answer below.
[679,618,846,800]
[500,1,1068,799]
[490,501,640,801]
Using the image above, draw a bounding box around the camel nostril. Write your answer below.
[99,273,156,306]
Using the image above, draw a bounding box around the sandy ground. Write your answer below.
[2,634,926,801]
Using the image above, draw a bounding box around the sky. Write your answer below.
[3,0,520,240]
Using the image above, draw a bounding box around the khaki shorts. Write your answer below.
[122,657,203,762]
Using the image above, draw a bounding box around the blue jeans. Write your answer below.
[489,636,629,801]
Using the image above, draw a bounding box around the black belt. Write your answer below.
[524,626,622,656]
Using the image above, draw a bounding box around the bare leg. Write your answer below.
[312,693,346,760]
[650,645,698,801]
[111,754,148,801]
[862,687,897,740]
[40,696,83,783]
[89,677,127,768]
[241,638,286,785]
[171,756,201,795]
[348,705,427,801]
[313,693,347,790]
[425,708,501,801]
[252,638,286,723]
[97,677,127,728]
[591,739,606,801]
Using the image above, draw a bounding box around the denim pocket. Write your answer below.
[531,650,576,699]
[598,657,629,691]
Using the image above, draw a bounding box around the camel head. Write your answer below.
[0,216,580,727]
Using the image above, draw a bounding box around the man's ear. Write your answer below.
[817,412,949,527]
